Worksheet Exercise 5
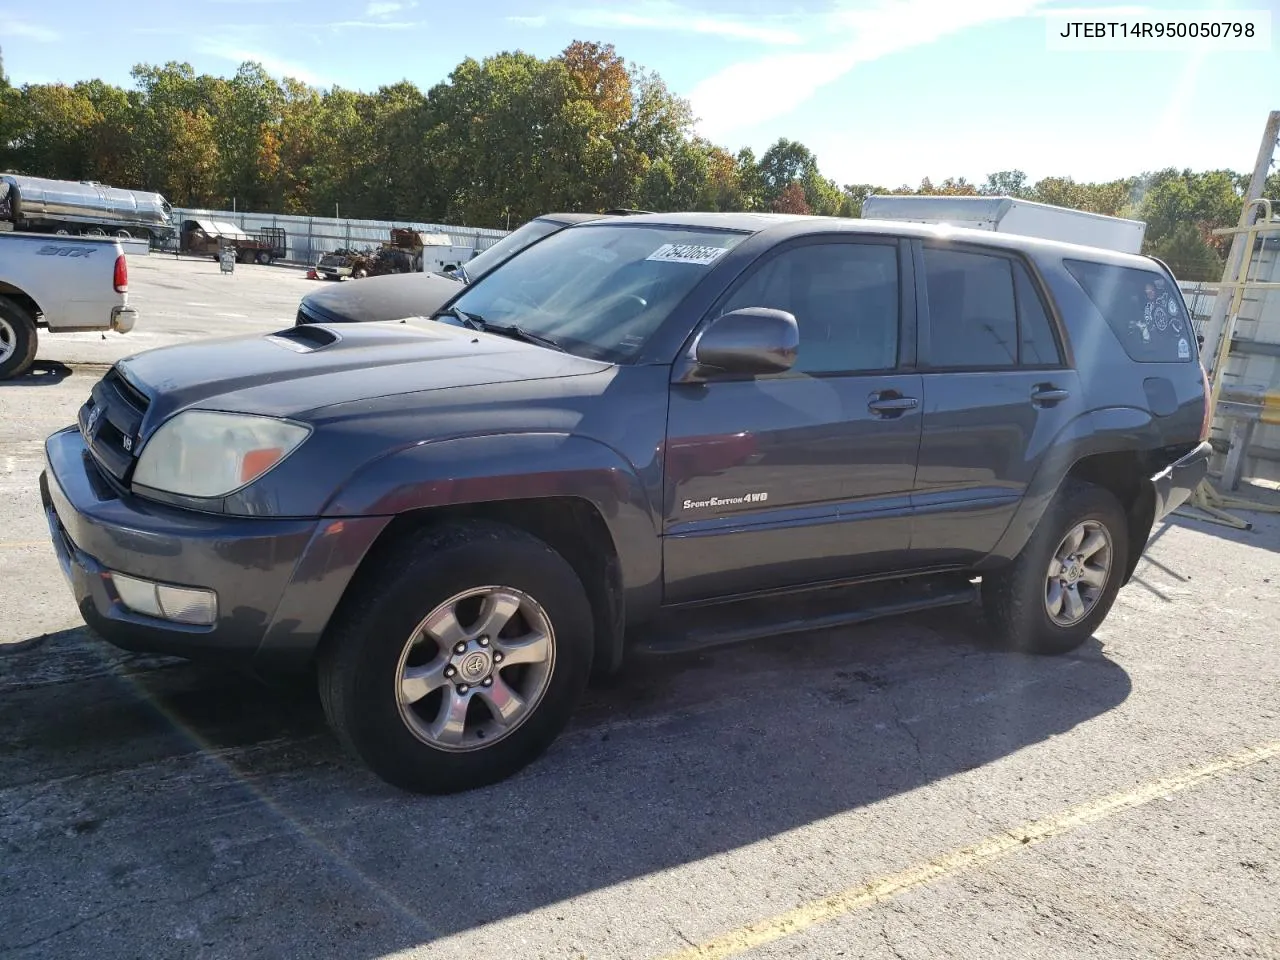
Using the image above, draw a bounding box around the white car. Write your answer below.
[0,232,138,379]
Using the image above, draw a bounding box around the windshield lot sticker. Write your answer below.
[647,243,729,266]
[683,492,768,510]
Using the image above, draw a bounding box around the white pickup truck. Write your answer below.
[0,232,139,379]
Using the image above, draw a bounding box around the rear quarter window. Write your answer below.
[1063,259,1195,363]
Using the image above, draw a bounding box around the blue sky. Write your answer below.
[1,0,1276,188]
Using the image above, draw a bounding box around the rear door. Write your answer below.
[910,241,1082,566]
[663,235,923,603]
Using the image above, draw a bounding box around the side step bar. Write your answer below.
[632,574,979,656]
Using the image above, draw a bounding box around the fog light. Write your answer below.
[110,572,218,626]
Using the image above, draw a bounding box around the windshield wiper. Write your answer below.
[480,323,566,352]
[453,263,471,283]
[441,305,485,330]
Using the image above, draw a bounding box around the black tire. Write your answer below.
[0,298,39,380]
[981,479,1128,655]
[317,520,594,794]
[256,251,271,265]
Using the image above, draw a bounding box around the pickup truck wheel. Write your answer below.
[317,521,594,794]
[0,299,39,380]
[981,480,1128,655]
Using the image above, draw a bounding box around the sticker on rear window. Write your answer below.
[646,243,729,266]
[1178,338,1190,359]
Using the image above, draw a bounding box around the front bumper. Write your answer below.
[40,426,389,670]
[110,305,138,334]
[1151,440,1212,522]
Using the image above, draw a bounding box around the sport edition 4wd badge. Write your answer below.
[682,492,769,510]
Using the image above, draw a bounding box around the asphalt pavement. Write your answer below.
[1,256,1277,959]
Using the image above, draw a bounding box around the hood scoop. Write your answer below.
[265,325,340,353]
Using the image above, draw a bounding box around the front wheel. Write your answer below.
[981,479,1129,655]
[317,520,594,793]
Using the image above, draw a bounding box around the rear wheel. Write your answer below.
[256,251,271,265]
[981,479,1128,655]
[0,298,38,380]
[317,520,594,793]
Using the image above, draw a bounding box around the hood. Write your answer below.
[299,270,463,324]
[117,321,611,433]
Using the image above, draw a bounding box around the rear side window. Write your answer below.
[922,248,1018,367]
[1064,259,1193,362]
[1013,262,1062,365]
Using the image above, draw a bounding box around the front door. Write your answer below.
[662,236,923,604]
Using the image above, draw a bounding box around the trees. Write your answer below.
[771,182,810,214]
[980,170,1029,197]
[0,41,1269,264]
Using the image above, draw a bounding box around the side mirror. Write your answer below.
[693,307,798,376]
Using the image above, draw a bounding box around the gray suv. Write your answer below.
[40,212,1210,793]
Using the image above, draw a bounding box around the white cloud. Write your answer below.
[0,20,60,42]
[1032,4,1156,16]
[567,3,803,45]
[689,0,1050,140]
[507,15,548,27]
[326,19,421,30]
[196,39,329,86]
[365,0,417,17]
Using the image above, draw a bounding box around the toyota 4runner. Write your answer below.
[40,212,1211,793]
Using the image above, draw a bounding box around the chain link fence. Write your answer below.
[163,208,510,266]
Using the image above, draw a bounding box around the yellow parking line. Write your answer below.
[659,740,1280,960]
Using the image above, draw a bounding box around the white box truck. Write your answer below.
[860,195,1147,254]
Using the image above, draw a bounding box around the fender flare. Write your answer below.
[980,405,1157,569]
[321,430,664,620]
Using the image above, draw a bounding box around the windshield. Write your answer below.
[443,224,749,363]
[460,217,566,281]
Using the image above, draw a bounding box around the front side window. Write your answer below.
[445,224,749,363]
[1064,259,1194,363]
[718,241,900,374]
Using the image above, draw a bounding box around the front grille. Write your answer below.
[80,368,151,481]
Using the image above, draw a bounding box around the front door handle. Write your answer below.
[1031,386,1070,405]
[868,395,919,416]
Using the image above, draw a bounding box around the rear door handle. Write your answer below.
[1031,386,1070,405]
[868,396,919,416]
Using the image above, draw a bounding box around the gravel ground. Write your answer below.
[1,255,1277,959]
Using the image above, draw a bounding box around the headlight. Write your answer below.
[133,410,311,498]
